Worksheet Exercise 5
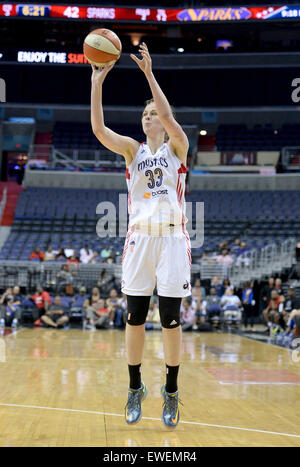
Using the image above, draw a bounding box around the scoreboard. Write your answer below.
[1,3,300,22]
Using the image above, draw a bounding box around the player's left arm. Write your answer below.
[131,42,189,165]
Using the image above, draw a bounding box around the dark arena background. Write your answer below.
[0,0,300,450]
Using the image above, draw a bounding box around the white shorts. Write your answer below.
[121,229,192,298]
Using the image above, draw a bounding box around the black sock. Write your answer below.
[128,364,142,390]
[165,365,179,393]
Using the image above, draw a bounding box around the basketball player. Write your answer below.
[91,43,191,428]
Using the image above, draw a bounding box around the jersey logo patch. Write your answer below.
[143,192,151,199]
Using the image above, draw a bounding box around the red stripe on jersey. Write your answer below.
[126,168,130,180]
[178,163,187,174]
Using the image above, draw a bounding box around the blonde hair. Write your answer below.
[143,98,176,142]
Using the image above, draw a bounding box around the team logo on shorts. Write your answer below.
[121,280,125,288]
[130,240,135,252]
[143,192,151,199]
[183,280,189,290]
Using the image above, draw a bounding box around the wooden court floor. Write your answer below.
[0,327,299,447]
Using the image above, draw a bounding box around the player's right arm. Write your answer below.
[91,64,139,166]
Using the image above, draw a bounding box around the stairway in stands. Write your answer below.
[0,182,23,226]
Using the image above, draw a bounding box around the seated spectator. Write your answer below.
[146,297,161,330]
[41,295,69,328]
[106,251,115,264]
[180,296,197,331]
[80,245,94,264]
[230,238,241,256]
[117,292,128,325]
[97,269,114,297]
[235,241,250,267]
[100,244,111,261]
[242,281,255,329]
[106,288,123,326]
[0,286,22,328]
[215,249,234,267]
[67,253,79,265]
[192,278,206,299]
[44,246,56,261]
[64,245,75,259]
[56,248,67,261]
[86,298,111,330]
[30,285,52,326]
[56,264,75,294]
[211,275,225,297]
[221,286,242,321]
[283,286,296,316]
[274,278,283,296]
[204,287,222,322]
[88,251,99,264]
[262,289,281,331]
[89,286,101,307]
[70,286,89,311]
[259,277,275,314]
[30,247,44,261]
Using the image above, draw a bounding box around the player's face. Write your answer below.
[142,103,165,136]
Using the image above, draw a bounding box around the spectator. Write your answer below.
[106,288,121,326]
[146,297,161,330]
[215,249,234,267]
[70,286,89,312]
[56,264,75,294]
[259,277,274,313]
[29,247,44,261]
[88,251,99,264]
[242,281,255,329]
[106,251,115,264]
[97,269,114,297]
[192,278,206,299]
[41,295,69,328]
[274,278,283,296]
[87,286,101,314]
[223,278,231,289]
[67,254,79,265]
[262,289,280,331]
[230,238,241,256]
[80,245,94,264]
[204,287,222,322]
[0,286,22,328]
[283,286,296,315]
[86,298,110,329]
[235,241,250,268]
[221,287,242,322]
[180,296,197,331]
[30,285,51,326]
[64,245,75,259]
[211,275,225,297]
[100,244,111,261]
[56,248,67,261]
[44,246,56,261]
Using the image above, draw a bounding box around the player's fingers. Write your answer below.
[130,54,141,65]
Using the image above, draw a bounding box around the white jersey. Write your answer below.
[125,142,188,236]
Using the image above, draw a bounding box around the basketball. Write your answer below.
[83,28,122,67]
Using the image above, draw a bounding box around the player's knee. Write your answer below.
[126,295,151,326]
[159,296,181,329]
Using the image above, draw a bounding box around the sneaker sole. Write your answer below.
[125,384,148,425]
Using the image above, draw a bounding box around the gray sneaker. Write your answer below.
[161,385,182,429]
[125,382,148,425]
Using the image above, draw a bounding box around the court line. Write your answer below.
[219,381,300,385]
[0,402,299,440]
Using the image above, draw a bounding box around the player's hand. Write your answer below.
[91,62,115,85]
[130,42,152,77]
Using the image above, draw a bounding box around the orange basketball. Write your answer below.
[83,28,122,67]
